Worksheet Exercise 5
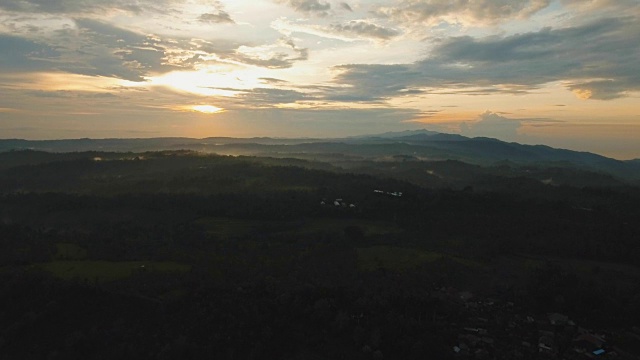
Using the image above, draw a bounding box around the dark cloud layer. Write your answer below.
[0,35,60,72]
[199,11,235,24]
[339,2,353,12]
[0,19,187,81]
[69,18,176,81]
[0,17,309,82]
[332,17,640,101]
[237,88,311,105]
[0,0,178,14]
[0,0,237,26]
[327,64,420,102]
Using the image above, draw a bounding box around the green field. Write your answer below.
[36,260,191,282]
[195,216,401,239]
[357,246,444,271]
[356,246,483,271]
[55,243,88,260]
[276,218,401,238]
[194,217,278,237]
[301,218,399,235]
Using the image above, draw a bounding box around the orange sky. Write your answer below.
[0,0,638,158]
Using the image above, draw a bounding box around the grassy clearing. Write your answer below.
[194,217,277,238]
[55,243,87,260]
[357,246,443,271]
[513,254,640,289]
[195,216,400,239]
[36,261,191,282]
[275,185,316,192]
[283,218,401,237]
[357,246,482,271]
[448,256,484,268]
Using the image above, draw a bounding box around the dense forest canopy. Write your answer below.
[1,148,639,359]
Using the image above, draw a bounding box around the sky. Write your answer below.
[0,0,639,159]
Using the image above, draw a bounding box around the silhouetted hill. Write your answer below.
[353,129,440,139]
[2,132,639,180]
[354,132,640,180]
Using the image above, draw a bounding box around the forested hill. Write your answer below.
[1,149,640,359]
[1,132,639,180]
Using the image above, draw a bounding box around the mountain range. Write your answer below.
[1,130,639,180]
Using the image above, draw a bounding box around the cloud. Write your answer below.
[460,111,522,140]
[236,88,311,106]
[0,34,60,72]
[0,15,310,83]
[376,0,551,26]
[567,79,640,100]
[158,36,309,71]
[260,77,288,85]
[561,0,640,13]
[417,111,562,142]
[329,20,401,40]
[199,11,235,24]
[0,0,179,14]
[272,18,400,42]
[277,0,331,17]
[0,0,239,29]
[330,63,422,101]
[26,89,116,98]
[339,2,353,12]
[1,18,231,82]
[66,18,178,81]
[0,18,180,82]
[230,37,308,69]
[331,17,640,101]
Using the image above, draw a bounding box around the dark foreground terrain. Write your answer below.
[1,148,639,359]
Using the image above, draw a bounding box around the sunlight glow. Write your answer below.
[192,105,224,114]
[7,72,132,92]
[147,67,267,97]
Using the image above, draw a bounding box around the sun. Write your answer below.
[192,105,224,114]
